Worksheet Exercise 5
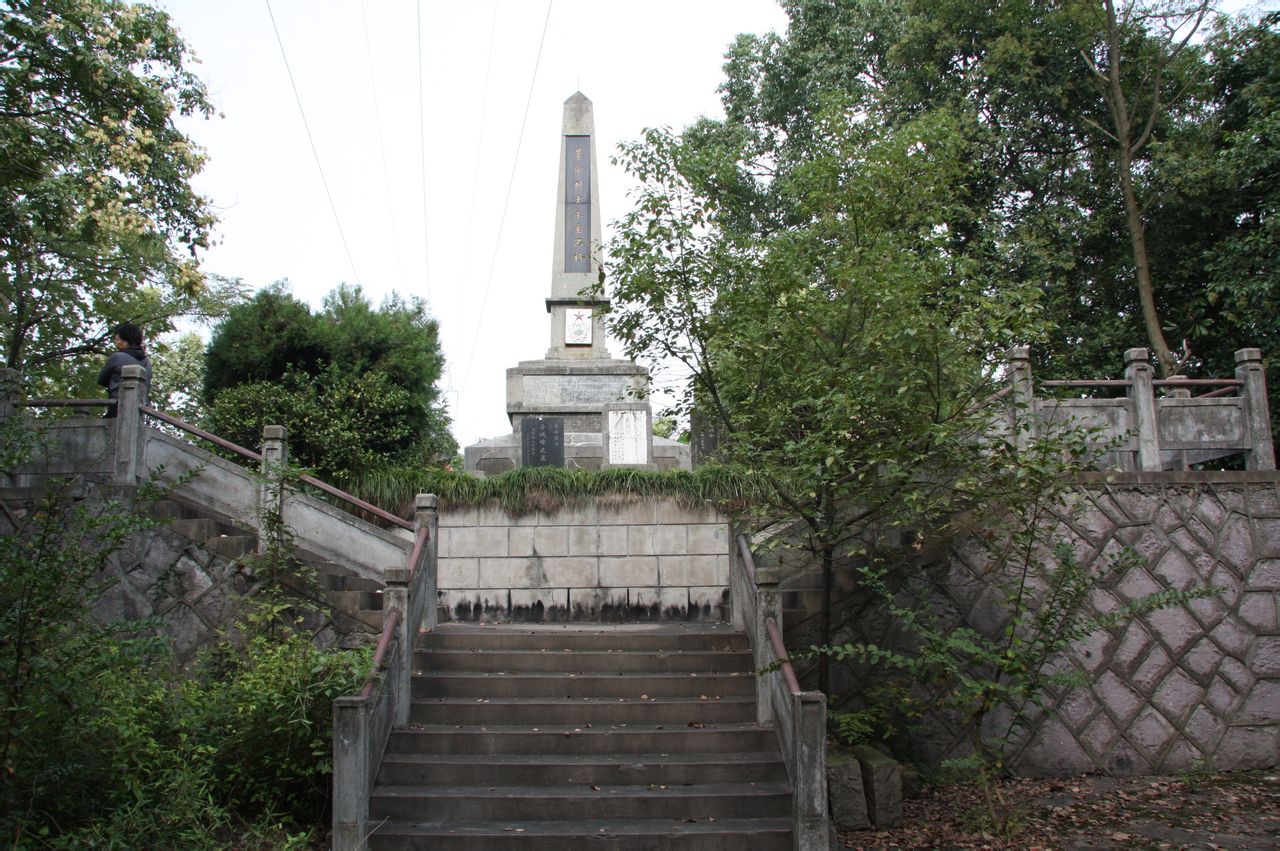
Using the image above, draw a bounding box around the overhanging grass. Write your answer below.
[345,463,772,517]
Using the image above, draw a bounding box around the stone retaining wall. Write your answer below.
[987,475,1279,774]
[436,500,730,621]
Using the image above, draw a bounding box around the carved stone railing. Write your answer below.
[2,365,414,578]
[332,494,438,851]
[731,532,828,850]
[1007,347,1275,472]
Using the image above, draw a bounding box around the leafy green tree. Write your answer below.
[203,282,455,482]
[687,0,1276,453]
[0,0,234,393]
[604,111,1054,691]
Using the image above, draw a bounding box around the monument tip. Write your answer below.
[565,91,590,104]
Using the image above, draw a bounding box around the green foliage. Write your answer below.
[0,0,239,393]
[604,105,1058,689]
[150,330,207,423]
[0,436,369,845]
[202,281,456,482]
[346,462,771,517]
[194,635,369,826]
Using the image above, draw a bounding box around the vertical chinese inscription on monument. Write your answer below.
[564,135,591,273]
[607,409,647,465]
[521,416,565,468]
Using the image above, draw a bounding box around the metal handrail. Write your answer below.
[21,398,111,408]
[139,405,412,530]
[360,609,401,700]
[736,534,757,585]
[297,472,412,531]
[406,526,429,581]
[140,405,262,463]
[765,616,802,695]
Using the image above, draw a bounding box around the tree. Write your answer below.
[203,282,456,483]
[0,0,233,392]
[604,111,1052,691]
[684,0,1276,453]
[1084,0,1215,377]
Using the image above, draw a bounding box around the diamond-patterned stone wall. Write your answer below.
[949,478,1280,775]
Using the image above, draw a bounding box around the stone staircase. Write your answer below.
[365,622,794,849]
[150,497,388,634]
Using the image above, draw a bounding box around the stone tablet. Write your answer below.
[521,416,565,468]
[690,409,726,467]
[607,408,648,466]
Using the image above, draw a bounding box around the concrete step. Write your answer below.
[369,781,792,822]
[326,589,384,611]
[205,534,256,558]
[386,723,778,756]
[375,751,788,787]
[414,648,751,674]
[409,696,756,726]
[367,623,794,847]
[367,816,793,850]
[412,671,754,699]
[420,623,747,653]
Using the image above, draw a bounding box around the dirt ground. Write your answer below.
[840,769,1280,850]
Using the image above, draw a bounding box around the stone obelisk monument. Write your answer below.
[463,93,690,475]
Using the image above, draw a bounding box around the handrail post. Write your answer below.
[113,365,146,486]
[331,695,369,851]
[1236,348,1276,471]
[1124,348,1161,471]
[384,567,411,726]
[755,565,781,727]
[1006,346,1034,448]
[258,425,288,552]
[794,690,830,851]
[416,493,440,630]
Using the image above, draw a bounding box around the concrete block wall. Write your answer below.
[436,500,731,621]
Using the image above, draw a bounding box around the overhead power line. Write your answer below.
[459,0,554,400]
[263,0,362,287]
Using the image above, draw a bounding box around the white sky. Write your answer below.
[155,0,791,449]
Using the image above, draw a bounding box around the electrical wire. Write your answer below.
[363,0,406,293]
[417,1,431,304]
[263,0,362,287]
[459,0,554,400]
[460,1,499,318]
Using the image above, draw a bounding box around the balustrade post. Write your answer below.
[1124,348,1162,471]
[258,425,288,551]
[383,568,411,726]
[331,696,369,851]
[755,566,781,726]
[1235,348,1276,471]
[416,493,440,630]
[1006,346,1034,448]
[794,690,830,850]
[113,364,146,486]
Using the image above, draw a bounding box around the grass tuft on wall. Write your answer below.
[345,464,769,517]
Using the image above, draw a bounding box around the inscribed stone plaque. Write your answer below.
[690,409,726,466]
[523,374,630,407]
[607,409,647,465]
[521,416,564,468]
[564,135,591,273]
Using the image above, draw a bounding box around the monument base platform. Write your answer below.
[464,432,690,476]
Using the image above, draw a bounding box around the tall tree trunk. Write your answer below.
[819,541,833,694]
[1116,138,1176,377]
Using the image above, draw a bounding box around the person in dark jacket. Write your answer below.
[97,321,152,418]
